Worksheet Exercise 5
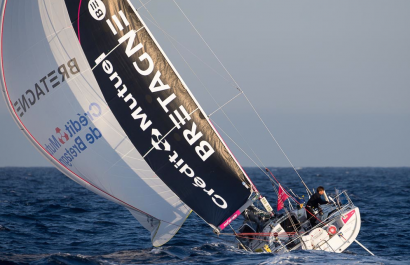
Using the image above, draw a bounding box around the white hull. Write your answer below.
[301,207,361,253]
[238,191,361,254]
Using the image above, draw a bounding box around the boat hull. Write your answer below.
[303,207,361,253]
[238,204,361,254]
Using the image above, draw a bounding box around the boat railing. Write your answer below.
[278,190,355,252]
[330,190,354,208]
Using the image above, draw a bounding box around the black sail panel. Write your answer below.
[64,0,252,227]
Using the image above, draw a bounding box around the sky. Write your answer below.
[0,0,409,167]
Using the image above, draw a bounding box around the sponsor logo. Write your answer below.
[342,209,356,224]
[95,10,215,163]
[13,58,80,117]
[55,127,69,144]
[88,0,106,21]
[168,149,227,209]
[44,102,103,167]
[91,9,226,209]
[219,210,240,230]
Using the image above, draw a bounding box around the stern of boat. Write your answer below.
[301,190,362,253]
[316,206,361,253]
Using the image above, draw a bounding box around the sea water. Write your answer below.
[0,167,409,264]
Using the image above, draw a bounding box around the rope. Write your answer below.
[133,13,238,89]
[137,1,259,191]
[207,91,243,117]
[171,0,311,196]
[172,0,240,92]
[138,4,319,237]
[265,168,322,224]
[136,0,153,10]
[266,168,323,224]
[210,120,270,175]
[141,2,267,175]
[229,224,250,251]
[221,232,299,237]
[241,94,312,196]
[170,1,262,164]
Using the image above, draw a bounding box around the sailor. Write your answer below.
[306,186,329,227]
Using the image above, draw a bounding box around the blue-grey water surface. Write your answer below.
[1,167,409,264]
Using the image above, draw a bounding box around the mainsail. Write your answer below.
[1,0,254,243]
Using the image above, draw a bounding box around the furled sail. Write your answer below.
[1,0,254,236]
[0,0,190,246]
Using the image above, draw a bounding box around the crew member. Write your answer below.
[306,186,328,227]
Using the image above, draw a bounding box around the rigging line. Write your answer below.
[273,186,308,249]
[137,13,237,88]
[207,91,243,117]
[140,9,242,122]
[214,109,268,177]
[137,2,262,192]
[210,119,274,183]
[141,15,266,172]
[136,4,270,179]
[142,108,199,158]
[172,0,311,195]
[271,181,315,224]
[224,232,300,236]
[266,168,301,204]
[149,21,267,186]
[242,93,312,196]
[269,172,311,212]
[172,0,241,92]
[229,224,250,251]
[135,5,241,120]
[140,3,294,201]
[136,0,154,10]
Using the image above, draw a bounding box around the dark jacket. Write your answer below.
[306,192,328,208]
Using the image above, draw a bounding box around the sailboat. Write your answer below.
[0,0,365,254]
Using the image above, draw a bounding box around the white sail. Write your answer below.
[0,0,191,247]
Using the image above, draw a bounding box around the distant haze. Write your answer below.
[1,0,409,167]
